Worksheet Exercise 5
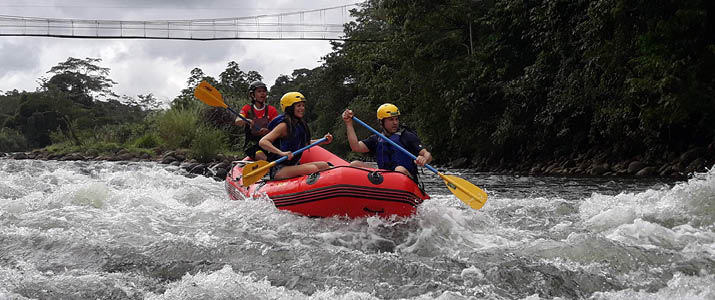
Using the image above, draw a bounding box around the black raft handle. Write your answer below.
[367,171,384,185]
[363,207,385,214]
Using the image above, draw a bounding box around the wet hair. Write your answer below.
[284,105,310,143]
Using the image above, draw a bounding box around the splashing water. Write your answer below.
[0,159,713,299]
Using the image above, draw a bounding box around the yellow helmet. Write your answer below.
[280,92,306,112]
[377,103,400,120]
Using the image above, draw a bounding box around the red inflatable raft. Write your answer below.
[224,146,429,218]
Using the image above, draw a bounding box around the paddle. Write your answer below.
[351,117,488,210]
[241,137,329,186]
[193,80,251,123]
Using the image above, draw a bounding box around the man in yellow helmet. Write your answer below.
[342,104,432,180]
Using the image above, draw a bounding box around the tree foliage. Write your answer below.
[2,57,150,150]
[40,57,119,105]
[291,0,714,166]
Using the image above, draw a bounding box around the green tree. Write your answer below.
[172,68,215,110]
[40,57,118,106]
[218,61,248,101]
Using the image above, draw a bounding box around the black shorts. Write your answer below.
[244,143,267,160]
[269,164,287,180]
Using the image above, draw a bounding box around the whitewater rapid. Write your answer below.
[0,159,713,299]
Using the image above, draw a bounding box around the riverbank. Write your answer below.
[4,148,240,182]
[4,143,714,182]
[448,143,715,181]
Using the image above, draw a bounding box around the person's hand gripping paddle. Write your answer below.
[240,137,328,186]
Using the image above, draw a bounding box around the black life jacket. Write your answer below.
[243,105,270,146]
[376,126,420,179]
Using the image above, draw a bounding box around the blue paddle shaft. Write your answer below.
[351,117,439,174]
[274,137,328,164]
[226,107,251,123]
[227,107,263,133]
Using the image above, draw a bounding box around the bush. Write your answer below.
[0,128,28,152]
[44,141,80,154]
[190,125,228,163]
[80,123,141,145]
[85,142,123,155]
[155,107,199,149]
[133,133,159,149]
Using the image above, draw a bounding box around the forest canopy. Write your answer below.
[2,0,713,172]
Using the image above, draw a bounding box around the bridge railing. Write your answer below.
[0,4,356,40]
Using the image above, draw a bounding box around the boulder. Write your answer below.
[84,149,99,158]
[214,167,228,179]
[12,152,29,159]
[160,156,177,164]
[189,164,206,175]
[61,153,86,161]
[182,162,199,172]
[635,167,658,176]
[686,158,705,173]
[214,161,231,170]
[162,151,176,159]
[679,147,705,165]
[117,153,135,161]
[529,166,541,174]
[590,163,608,175]
[627,161,645,175]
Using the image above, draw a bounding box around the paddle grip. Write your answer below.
[352,117,439,174]
[273,137,329,164]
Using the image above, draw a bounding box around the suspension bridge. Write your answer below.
[0,4,357,41]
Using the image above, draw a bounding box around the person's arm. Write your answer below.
[235,105,252,127]
[415,148,432,166]
[342,109,370,153]
[259,123,292,160]
[404,131,432,166]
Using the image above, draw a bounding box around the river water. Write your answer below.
[0,158,713,300]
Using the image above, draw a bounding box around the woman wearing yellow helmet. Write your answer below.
[259,92,333,180]
[341,104,432,180]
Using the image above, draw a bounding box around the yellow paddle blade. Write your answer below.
[439,173,488,210]
[194,81,227,108]
[241,160,273,186]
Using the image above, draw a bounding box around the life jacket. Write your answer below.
[376,127,419,178]
[267,114,284,131]
[268,114,309,167]
[243,105,271,146]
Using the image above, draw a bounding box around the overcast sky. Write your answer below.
[0,0,358,104]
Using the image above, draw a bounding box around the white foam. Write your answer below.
[580,168,715,241]
[590,272,715,300]
[395,195,513,256]
[608,219,715,252]
[145,265,306,300]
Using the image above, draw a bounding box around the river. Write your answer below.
[1,159,713,299]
